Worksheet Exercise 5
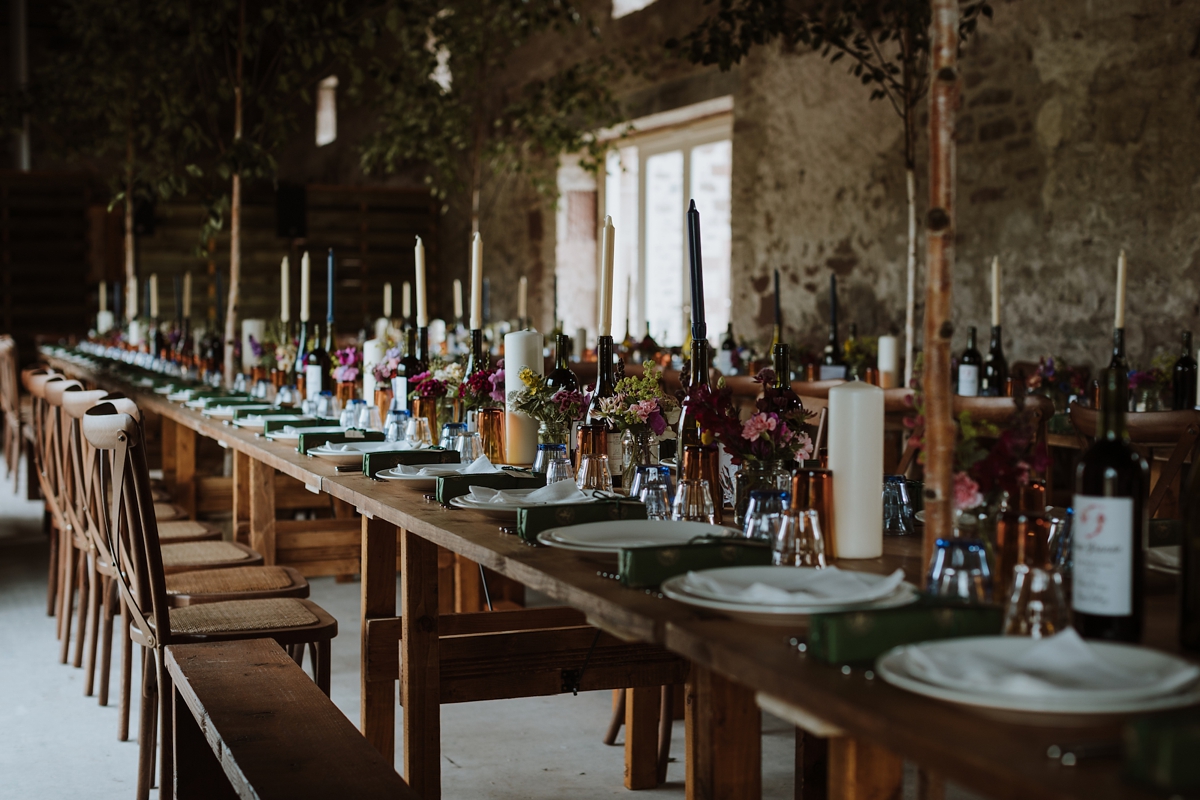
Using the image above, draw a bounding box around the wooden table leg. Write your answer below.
[173,684,239,800]
[161,417,177,487]
[828,738,903,800]
[248,457,276,565]
[175,424,196,519]
[454,553,482,612]
[796,730,828,800]
[401,528,440,800]
[685,665,761,800]
[360,515,397,762]
[625,686,661,789]
[231,450,250,544]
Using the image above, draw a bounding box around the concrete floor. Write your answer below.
[0,461,802,799]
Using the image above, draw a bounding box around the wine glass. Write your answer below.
[639,484,671,521]
[882,474,915,536]
[671,479,715,524]
[384,409,410,443]
[773,508,826,567]
[534,443,568,474]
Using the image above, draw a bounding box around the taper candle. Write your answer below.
[990,256,1001,327]
[598,215,615,336]
[383,282,393,319]
[453,279,463,321]
[773,269,781,328]
[415,235,428,326]
[128,280,137,322]
[686,200,706,338]
[402,281,412,321]
[99,281,107,313]
[326,249,335,323]
[623,274,631,333]
[279,257,289,322]
[470,233,483,329]
[300,252,310,322]
[363,338,386,402]
[149,274,159,318]
[1115,250,1127,329]
[518,276,528,322]
[183,271,192,320]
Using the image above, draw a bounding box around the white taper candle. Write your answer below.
[402,281,411,320]
[300,252,311,322]
[518,276,527,322]
[383,282,392,319]
[453,279,463,321]
[279,258,289,323]
[149,274,159,318]
[99,281,107,313]
[1115,250,1127,329]
[183,271,192,319]
[415,236,428,327]
[469,233,483,329]
[598,215,615,337]
[990,256,1000,327]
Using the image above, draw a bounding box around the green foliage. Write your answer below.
[359,0,627,213]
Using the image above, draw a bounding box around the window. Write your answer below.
[316,75,338,146]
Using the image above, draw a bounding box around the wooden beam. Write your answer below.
[361,515,397,763]
[248,457,276,565]
[400,528,440,799]
[828,738,903,800]
[686,665,761,800]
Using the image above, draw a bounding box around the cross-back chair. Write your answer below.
[83,403,337,800]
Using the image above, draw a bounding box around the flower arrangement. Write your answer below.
[1026,356,1090,403]
[332,346,361,383]
[372,346,403,383]
[459,365,505,410]
[507,368,587,442]
[843,335,877,378]
[681,370,815,465]
[431,358,464,398]
[588,363,680,437]
[409,370,449,400]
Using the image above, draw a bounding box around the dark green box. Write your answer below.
[297,429,385,455]
[806,599,1003,664]
[435,472,545,505]
[517,499,648,544]
[618,538,771,588]
[363,449,460,478]
[1123,710,1200,794]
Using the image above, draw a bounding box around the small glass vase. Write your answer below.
[733,459,789,527]
[336,381,357,405]
[621,428,660,490]
[411,396,439,437]
[374,387,393,414]
[476,406,506,463]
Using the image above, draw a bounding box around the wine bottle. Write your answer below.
[819,276,847,380]
[304,323,331,401]
[715,322,738,376]
[638,322,659,366]
[1108,327,1128,375]
[414,325,430,375]
[1173,330,1197,410]
[545,333,579,393]
[292,318,309,380]
[957,326,982,396]
[677,336,710,449]
[981,325,1007,397]
[771,343,801,411]
[391,327,420,413]
[1073,368,1148,642]
[586,335,617,423]
[1181,455,1200,652]
[464,328,488,377]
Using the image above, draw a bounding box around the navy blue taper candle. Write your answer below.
[687,199,706,342]
[326,248,335,323]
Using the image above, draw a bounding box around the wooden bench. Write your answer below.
[166,638,416,800]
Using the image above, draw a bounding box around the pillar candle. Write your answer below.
[877,335,899,389]
[470,233,483,329]
[597,215,615,336]
[415,236,428,327]
[827,381,884,559]
[183,272,192,320]
[242,319,266,372]
[504,329,544,465]
[990,256,1001,327]
[362,338,386,404]
[279,258,289,323]
[1115,250,1127,329]
[518,276,528,322]
[128,318,143,345]
[96,311,114,335]
[300,252,311,323]
[99,281,107,313]
[402,281,412,320]
[453,278,463,321]
[573,328,587,361]
[383,282,393,319]
[149,274,159,318]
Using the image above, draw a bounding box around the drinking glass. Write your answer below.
[1048,506,1073,593]
[576,453,613,493]
[233,372,247,393]
[358,405,383,431]
[384,409,410,443]
[339,406,358,428]
[629,465,673,502]
[277,385,297,407]
[1003,564,1070,638]
[533,443,568,474]
[455,431,485,462]
[882,474,915,536]
[743,490,787,542]
[316,392,338,420]
[440,422,467,450]
[405,417,433,448]
[773,508,826,567]
[671,479,716,524]
[926,538,993,603]
[545,457,575,485]
[639,484,672,520]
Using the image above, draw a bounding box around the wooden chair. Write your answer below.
[1067,403,1200,518]
[82,402,338,800]
[0,336,21,487]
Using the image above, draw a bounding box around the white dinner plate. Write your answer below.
[450,489,599,520]
[377,464,501,488]
[233,414,314,433]
[537,519,735,553]
[671,565,906,607]
[661,577,919,625]
[877,637,1200,713]
[308,441,416,466]
[265,425,347,443]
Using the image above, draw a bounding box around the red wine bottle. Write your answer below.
[545,333,578,393]
[981,325,1007,397]
[772,343,801,411]
[1073,368,1148,642]
[1173,330,1197,410]
[957,326,982,396]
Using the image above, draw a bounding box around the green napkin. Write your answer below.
[806,598,1003,665]
[1124,710,1200,794]
[618,537,770,588]
[297,429,385,455]
[364,449,460,478]
[517,499,648,544]
[435,472,545,505]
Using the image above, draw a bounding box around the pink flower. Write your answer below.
[953,471,984,510]
[741,412,778,441]
[793,431,814,461]
[633,398,659,422]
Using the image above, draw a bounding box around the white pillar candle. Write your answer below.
[183,272,192,320]
[990,256,1000,327]
[1115,250,1127,329]
[383,282,392,319]
[504,329,544,465]
[827,380,884,559]
[469,233,484,329]
[149,274,159,318]
[518,276,528,322]
[362,337,386,404]
[99,281,107,313]
[300,252,311,323]
[277,260,289,321]
[597,216,615,337]
[128,318,143,345]
[241,319,266,372]
[402,281,411,320]
[453,278,463,321]
[877,335,899,389]
[415,236,428,327]
[128,280,137,322]
[96,311,114,335]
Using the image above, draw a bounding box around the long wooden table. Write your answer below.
[44,349,1181,800]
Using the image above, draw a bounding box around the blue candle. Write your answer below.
[687,199,706,340]
[326,248,335,323]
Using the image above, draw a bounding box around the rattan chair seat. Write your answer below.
[165,566,295,596]
[160,541,252,568]
[169,598,318,635]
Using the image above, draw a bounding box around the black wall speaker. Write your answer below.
[276,183,307,238]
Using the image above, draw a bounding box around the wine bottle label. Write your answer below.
[818,364,847,381]
[305,364,324,401]
[1072,495,1134,616]
[391,377,408,411]
[957,365,980,396]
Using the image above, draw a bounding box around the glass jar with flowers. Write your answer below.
[459,365,505,461]
[332,346,362,404]
[508,368,587,450]
[371,345,403,411]
[682,369,815,526]
[409,369,449,434]
[587,363,680,488]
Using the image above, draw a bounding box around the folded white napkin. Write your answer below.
[682,567,906,606]
[391,456,500,477]
[466,479,587,505]
[899,629,1200,697]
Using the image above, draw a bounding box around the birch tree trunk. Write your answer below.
[905,167,916,389]
[222,0,246,385]
[922,0,960,575]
